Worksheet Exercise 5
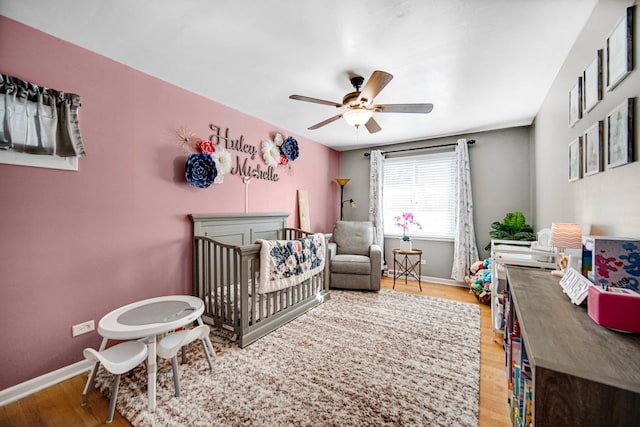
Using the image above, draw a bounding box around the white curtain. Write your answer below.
[451,139,479,281]
[369,150,385,253]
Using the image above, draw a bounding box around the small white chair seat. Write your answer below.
[82,341,148,423]
[157,324,214,397]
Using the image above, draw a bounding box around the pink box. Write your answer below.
[588,285,640,333]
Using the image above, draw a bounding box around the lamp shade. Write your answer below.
[335,177,351,187]
[549,223,582,249]
[343,108,372,127]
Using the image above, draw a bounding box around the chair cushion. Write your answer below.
[330,254,371,275]
[333,221,373,256]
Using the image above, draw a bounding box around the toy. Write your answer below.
[470,260,485,274]
[465,257,493,305]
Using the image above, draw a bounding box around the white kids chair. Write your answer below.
[157,324,214,397]
[82,341,148,423]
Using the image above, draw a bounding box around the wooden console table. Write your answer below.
[505,266,640,426]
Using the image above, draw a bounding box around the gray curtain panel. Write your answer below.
[0,74,85,157]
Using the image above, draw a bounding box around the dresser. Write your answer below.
[505,266,640,426]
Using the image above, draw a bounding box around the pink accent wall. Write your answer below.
[0,17,340,390]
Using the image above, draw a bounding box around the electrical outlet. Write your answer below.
[72,320,95,337]
[420,260,426,265]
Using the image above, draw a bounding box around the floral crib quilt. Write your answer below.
[256,233,326,294]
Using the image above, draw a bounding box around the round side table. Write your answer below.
[392,248,423,291]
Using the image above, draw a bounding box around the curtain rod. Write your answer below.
[363,139,475,157]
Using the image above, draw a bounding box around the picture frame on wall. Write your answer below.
[606,6,634,91]
[606,98,635,169]
[583,50,602,113]
[568,137,582,182]
[568,77,582,127]
[583,121,604,176]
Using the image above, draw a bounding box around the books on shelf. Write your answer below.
[506,301,532,427]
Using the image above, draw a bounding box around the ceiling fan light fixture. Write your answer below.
[342,108,373,128]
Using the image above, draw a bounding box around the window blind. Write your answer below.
[383,151,456,239]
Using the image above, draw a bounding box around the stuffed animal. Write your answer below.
[470,260,485,274]
[478,269,492,283]
[483,257,492,269]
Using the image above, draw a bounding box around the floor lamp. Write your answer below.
[335,177,355,220]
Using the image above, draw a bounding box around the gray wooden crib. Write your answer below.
[190,212,330,347]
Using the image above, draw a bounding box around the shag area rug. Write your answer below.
[94,290,480,426]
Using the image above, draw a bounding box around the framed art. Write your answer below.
[583,121,604,176]
[606,6,634,91]
[606,98,635,168]
[568,137,582,182]
[583,50,602,113]
[569,77,582,127]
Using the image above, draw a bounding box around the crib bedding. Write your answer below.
[256,233,326,294]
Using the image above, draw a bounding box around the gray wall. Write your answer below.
[534,0,640,237]
[339,126,532,281]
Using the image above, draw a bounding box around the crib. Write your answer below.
[190,212,330,347]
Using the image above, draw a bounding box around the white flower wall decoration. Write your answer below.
[261,138,280,166]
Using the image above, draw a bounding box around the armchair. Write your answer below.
[328,221,382,291]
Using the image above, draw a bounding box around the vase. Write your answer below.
[400,240,412,252]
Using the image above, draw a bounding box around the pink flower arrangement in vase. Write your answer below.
[395,212,422,250]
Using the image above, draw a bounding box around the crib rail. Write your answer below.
[193,228,330,346]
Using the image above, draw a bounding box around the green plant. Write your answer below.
[484,211,536,251]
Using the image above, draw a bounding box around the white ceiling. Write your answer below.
[1,0,597,151]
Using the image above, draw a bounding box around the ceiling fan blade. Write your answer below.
[373,103,434,114]
[358,70,393,103]
[289,95,342,108]
[308,114,343,130]
[364,117,382,134]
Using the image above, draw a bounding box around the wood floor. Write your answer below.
[0,277,509,427]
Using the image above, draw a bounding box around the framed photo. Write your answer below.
[569,77,582,127]
[583,50,602,113]
[606,98,635,168]
[606,6,634,91]
[583,121,604,176]
[568,137,582,182]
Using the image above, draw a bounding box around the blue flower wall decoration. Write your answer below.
[281,136,299,161]
[185,153,217,188]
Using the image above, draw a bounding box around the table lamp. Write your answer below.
[549,223,582,277]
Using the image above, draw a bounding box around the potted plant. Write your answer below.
[484,211,536,251]
[395,212,422,251]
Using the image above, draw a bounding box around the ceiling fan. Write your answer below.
[289,70,433,134]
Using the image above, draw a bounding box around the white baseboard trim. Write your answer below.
[0,360,92,407]
[424,275,466,287]
[386,270,466,288]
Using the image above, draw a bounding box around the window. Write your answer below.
[383,151,456,239]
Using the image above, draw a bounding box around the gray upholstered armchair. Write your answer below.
[328,221,382,291]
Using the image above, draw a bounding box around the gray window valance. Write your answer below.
[0,74,86,157]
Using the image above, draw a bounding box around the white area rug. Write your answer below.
[95,290,480,426]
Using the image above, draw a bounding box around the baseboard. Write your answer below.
[0,359,93,407]
[386,270,466,288]
[424,275,466,287]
